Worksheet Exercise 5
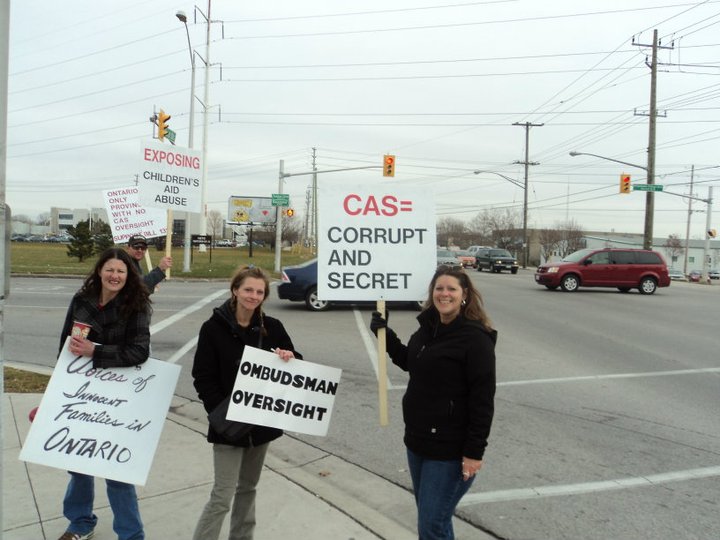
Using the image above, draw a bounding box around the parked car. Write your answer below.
[475,248,519,274]
[214,239,236,247]
[668,268,687,281]
[708,269,719,280]
[278,259,424,312]
[534,248,670,294]
[453,250,476,268]
[688,270,702,282]
[437,249,462,268]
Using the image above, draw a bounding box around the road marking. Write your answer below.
[150,288,226,363]
[386,367,720,391]
[497,367,720,386]
[150,288,226,335]
[353,309,399,390]
[165,336,199,364]
[458,465,720,505]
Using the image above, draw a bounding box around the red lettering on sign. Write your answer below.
[342,194,408,216]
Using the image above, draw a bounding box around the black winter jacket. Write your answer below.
[385,308,496,461]
[191,299,302,447]
[130,258,166,294]
[59,293,151,369]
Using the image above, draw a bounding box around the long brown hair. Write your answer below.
[426,265,493,331]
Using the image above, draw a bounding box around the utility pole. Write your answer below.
[701,186,714,284]
[513,121,542,268]
[683,165,695,275]
[311,147,318,254]
[633,29,672,250]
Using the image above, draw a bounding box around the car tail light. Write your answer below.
[280,271,291,282]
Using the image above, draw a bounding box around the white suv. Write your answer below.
[466,245,491,256]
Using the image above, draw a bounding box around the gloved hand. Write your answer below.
[370,310,389,336]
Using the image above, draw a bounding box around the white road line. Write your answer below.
[458,466,720,506]
[165,336,199,365]
[353,309,398,390]
[497,367,720,386]
[149,288,226,335]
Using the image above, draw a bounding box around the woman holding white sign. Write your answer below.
[370,265,496,540]
[57,248,151,540]
[192,265,302,540]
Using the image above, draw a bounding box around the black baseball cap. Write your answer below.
[128,235,148,248]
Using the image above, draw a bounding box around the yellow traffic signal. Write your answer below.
[383,154,395,177]
[619,173,631,194]
[158,109,171,141]
[286,208,295,217]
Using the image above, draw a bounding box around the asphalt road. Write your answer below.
[3,272,719,540]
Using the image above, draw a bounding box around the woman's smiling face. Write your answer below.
[99,258,128,299]
[432,274,466,323]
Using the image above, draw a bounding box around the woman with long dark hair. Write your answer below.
[57,247,152,540]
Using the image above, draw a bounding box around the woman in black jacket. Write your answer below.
[371,265,496,540]
[57,247,151,540]
[191,266,302,540]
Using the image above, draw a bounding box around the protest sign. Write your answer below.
[226,347,341,437]
[102,185,168,243]
[19,339,181,486]
[137,139,202,213]
[317,182,436,301]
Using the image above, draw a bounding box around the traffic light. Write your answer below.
[383,154,395,177]
[157,109,171,141]
[619,173,631,194]
[708,229,717,238]
[285,208,295,218]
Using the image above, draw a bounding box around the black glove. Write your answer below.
[370,310,389,336]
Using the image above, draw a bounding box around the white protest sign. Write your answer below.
[19,340,181,486]
[102,186,168,243]
[317,182,436,301]
[137,139,202,213]
[226,347,341,437]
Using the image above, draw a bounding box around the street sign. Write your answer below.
[271,193,290,206]
[166,128,176,144]
[191,234,212,246]
[633,184,663,192]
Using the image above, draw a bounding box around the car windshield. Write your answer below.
[489,249,512,257]
[437,250,456,257]
[456,250,471,256]
[562,249,594,262]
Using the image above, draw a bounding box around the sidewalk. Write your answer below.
[3,392,494,540]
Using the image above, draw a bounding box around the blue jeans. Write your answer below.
[63,472,144,540]
[406,448,475,540]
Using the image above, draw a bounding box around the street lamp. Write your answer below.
[176,11,196,272]
[473,170,529,268]
[569,150,655,250]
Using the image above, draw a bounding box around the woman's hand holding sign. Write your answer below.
[271,348,295,362]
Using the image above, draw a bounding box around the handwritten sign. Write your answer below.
[137,139,202,213]
[102,186,168,243]
[226,347,341,436]
[19,340,181,486]
[317,182,436,301]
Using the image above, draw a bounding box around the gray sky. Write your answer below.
[7,0,720,240]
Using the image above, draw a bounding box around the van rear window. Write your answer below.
[635,251,663,264]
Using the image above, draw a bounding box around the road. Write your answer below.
[4,272,719,540]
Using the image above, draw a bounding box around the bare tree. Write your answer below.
[13,214,33,224]
[662,234,684,267]
[207,210,225,240]
[537,220,585,262]
[471,208,522,250]
[36,212,51,226]
[437,217,467,247]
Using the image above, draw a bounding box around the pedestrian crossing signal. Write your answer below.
[383,154,395,177]
[619,174,631,194]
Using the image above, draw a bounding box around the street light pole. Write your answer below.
[176,11,196,272]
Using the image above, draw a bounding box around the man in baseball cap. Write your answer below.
[125,235,172,293]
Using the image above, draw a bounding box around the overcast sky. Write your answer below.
[6,0,720,240]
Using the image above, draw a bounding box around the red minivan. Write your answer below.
[534,248,670,294]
